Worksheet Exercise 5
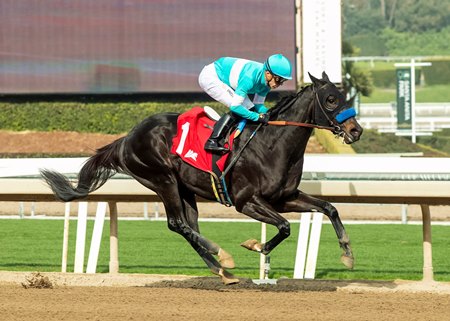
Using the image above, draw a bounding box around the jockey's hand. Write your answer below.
[257,113,270,125]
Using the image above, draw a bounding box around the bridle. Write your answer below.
[268,86,355,138]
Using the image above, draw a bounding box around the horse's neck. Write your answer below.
[263,113,314,166]
[264,90,315,165]
[272,87,315,122]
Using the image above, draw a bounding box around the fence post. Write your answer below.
[421,204,434,282]
[108,201,119,274]
[74,202,88,273]
[293,212,323,279]
[61,202,71,272]
[86,202,108,273]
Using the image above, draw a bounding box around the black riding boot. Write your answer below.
[204,113,236,154]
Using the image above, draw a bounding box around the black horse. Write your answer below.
[41,72,363,284]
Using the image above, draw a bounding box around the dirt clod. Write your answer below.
[22,272,53,289]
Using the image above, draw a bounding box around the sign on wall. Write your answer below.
[302,0,342,83]
[396,68,412,129]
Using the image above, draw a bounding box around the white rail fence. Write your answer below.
[358,103,450,132]
[1,156,449,282]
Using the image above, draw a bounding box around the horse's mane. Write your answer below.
[269,85,312,118]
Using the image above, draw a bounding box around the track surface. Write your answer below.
[1,272,450,321]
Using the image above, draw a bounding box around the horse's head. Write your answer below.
[308,71,363,144]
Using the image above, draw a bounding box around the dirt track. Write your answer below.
[1,272,450,321]
[0,272,450,321]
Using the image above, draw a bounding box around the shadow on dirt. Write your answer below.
[144,277,396,292]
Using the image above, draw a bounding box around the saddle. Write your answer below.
[171,106,239,206]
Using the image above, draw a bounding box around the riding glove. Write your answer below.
[257,113,270,125]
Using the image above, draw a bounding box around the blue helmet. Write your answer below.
[265,54,292,80]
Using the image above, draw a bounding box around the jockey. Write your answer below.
[198,54,292,154]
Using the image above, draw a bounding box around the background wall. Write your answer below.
[0,0,296,94]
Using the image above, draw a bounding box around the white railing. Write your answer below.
[358,103,450,131]
[0,156,449,282]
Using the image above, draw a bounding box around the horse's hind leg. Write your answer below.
[274,192,354,269]
[158,186,238,284]
[186,239,238,284]
[179,187,235,269]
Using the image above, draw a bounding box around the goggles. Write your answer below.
[265,61,287,85]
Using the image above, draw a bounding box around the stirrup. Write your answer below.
[205,140,229,154]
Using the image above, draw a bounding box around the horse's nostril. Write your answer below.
[351,127,361,137]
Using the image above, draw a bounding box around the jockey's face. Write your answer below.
[265,71,287,89]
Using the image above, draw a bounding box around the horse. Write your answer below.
[41,72,363,284]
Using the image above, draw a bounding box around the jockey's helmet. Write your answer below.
[265,54,292,80]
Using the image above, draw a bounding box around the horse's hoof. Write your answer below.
[240,239,262,252]
[218,248,235,269]
[219,269,240,285]
[341,254,354,269]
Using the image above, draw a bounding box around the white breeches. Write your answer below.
[198,63,254,109]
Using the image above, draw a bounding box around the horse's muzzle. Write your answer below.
[340,118,363,144]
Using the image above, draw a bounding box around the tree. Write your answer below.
[393,0,450,33]
[343,0,450,35]
[343,0,450,55]
[341,41,373,103]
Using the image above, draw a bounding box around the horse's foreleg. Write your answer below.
[239,196,290,255]
[275,192,354,269]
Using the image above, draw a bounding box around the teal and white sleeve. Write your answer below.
[253,94,268,113]
[229,78,260,121]
[229,94,260,121]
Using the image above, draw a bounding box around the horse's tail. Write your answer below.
[40,137,125,202]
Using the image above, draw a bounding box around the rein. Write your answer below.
[267,120,335,131]
[267,86,356,134]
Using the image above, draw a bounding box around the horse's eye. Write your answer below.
[326,96,338,109]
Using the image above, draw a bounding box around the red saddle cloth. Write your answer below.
[171,107,234,173]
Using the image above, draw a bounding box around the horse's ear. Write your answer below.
[308,72,322,87]
[321,71,331,83]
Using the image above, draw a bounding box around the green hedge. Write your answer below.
[314,129,356,154]
[358,58,449,89]
[417,128,450,155]
[370,69,396,88]
[0,101,228,134]
[370,69,422,88]
[422,60,450,86]
[351,129,449,156]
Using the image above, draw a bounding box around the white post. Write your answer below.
[294,212,324,279]
[295,0,302,85]
[304,213,323,279]
[259,223,267,279]
[31,202,35,217]
[61,202,71,273]
[86,202,107,274]
[293,213,312,279]
[143,202,149,220]
[411,59,416,143]
[74,202,88,273]
[154,202,160,219]
[401,204,408,224]
[19,202,24,218]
